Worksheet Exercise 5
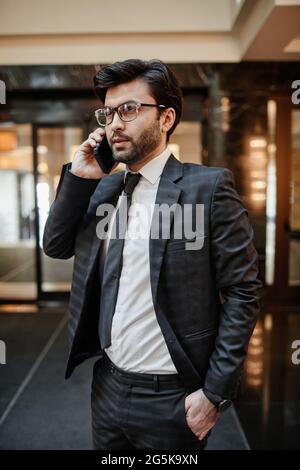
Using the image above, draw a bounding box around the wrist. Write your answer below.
[69,165,103,180]
[202,388,232,412]
[202,388,220,408]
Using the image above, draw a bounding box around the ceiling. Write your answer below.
[0,0,299,64]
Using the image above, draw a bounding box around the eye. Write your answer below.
[103,106,113,116]
[122,102,137,113]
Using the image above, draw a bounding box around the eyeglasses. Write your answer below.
[94,100,166,127]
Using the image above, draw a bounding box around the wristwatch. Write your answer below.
[202,388,232,412]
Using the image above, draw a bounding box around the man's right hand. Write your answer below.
[71,128,117,179]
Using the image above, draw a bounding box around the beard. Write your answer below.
[110,118,161,165]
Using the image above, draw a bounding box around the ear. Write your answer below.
[160,107,176,135]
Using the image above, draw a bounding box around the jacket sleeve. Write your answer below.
[203,168,263,399]
[43,163,100,259]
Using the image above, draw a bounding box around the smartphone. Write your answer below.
[93,135,115,174]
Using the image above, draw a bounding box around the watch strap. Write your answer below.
[202,388,232,412]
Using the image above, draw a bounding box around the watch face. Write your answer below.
[218,400,232,412]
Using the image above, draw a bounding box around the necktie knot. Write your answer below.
[124,172,141,197]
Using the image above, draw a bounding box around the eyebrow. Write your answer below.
[104,98,154,108]
[103,99,135,107]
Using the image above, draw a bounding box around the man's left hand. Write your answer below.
[184,388,220,440]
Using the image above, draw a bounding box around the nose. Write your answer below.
[110,111,125,132]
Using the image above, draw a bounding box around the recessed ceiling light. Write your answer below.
[283,37,300,53]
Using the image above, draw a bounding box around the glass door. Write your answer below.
[34,125,83,300]
[266,97,300,305]
[0,124,36,301]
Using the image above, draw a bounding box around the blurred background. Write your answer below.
[0,0,299,450]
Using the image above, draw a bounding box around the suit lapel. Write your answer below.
[87,171,124,280]
[149,154,183,307]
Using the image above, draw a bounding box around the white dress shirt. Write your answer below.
[99,146,178,374]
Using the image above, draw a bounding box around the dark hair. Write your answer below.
[94,59,183,141]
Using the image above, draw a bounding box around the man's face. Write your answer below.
[104,79,164,165]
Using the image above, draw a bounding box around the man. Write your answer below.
[43,59,262,450]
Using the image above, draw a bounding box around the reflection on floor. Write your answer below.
[0,307,248,450]
[235,310,300,449]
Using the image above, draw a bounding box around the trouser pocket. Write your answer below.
[180,390,190,426]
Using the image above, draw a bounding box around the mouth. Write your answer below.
[112,139,130,147]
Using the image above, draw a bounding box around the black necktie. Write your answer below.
[99,171,142,349]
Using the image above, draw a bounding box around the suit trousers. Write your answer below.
[91,352,210,450]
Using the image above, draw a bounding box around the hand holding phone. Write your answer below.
[93,135,116,174]
[71,128,116,179]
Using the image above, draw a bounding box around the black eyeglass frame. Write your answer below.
[94,100,167,127]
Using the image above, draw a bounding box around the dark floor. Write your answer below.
[1,306,299,450]
[235,310,300,450]
[0,307,249,450]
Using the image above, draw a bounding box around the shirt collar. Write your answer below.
[124,146,171,185]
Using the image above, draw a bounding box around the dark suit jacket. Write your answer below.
[43,154,262,399]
